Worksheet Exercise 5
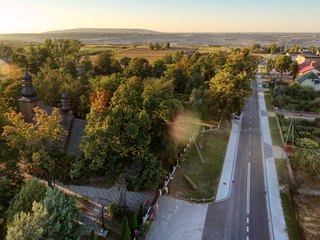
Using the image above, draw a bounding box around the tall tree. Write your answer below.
[265,58,274,77]
[289,61,299,80]
[42,188,82,240]
[2,108,66,187]
[121,216,131,240]
[125,57,152,79]
[274,55,292,80]
[6,178,47,223]
[6,202,48,240]
[208,68,252,116]
[94,52,121,75]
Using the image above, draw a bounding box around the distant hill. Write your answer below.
[1,29,320,47]
[43,28,161,34]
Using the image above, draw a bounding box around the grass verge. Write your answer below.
[264,91,273,112]
[268,117,283,147]
[280,192,300,240]
[169,130,229,200]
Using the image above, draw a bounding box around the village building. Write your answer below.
[18,72,86,157]
[296,70,320,91]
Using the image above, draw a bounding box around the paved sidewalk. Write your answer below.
[146,196,208,240]
[215,119,240,201]
[258,79,289,240]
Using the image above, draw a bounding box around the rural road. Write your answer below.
[202,80,270,240]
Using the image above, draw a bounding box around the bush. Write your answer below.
[121,216,131,240]
[138,203,145,224]
[7,178,47,223]
[130,211,138,232]
[137,221,151,240]
[90,229,97,240]
[107,201,126,219]
[184,175,198,191]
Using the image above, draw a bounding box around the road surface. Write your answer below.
[202,81,270,240]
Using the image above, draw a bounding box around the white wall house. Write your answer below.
[296,71,320,91]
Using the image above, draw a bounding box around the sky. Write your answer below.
[1,0,320,33]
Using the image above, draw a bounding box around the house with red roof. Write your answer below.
[298,63,315,76]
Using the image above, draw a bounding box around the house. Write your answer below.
[269,69,291,81]
[298,62,315,76]
[296,54,320,69]
[18,72,87,157]
[286,52,299,61]
[296,71,320,91]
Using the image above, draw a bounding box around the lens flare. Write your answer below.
[170,111,201,144]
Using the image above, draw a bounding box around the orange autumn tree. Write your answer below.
[90,90,113,112]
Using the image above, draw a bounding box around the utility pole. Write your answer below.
[281,119,292,160]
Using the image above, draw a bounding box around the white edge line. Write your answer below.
[246,162,251,215]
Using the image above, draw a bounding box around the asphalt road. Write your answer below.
[202,81,270,240]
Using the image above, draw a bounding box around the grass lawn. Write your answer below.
[197,46,231,53]
[275,158,289,185]
[169,130,229,200]
[268,117,283,147]
[280,193,300,240]
[264,91,273,112]
[275,159,300,240]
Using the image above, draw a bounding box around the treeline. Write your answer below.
[0,39,257,193]
[251,43,285,54]
[149,42,170,50]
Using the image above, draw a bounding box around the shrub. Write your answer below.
[90,229,97,240]
[130,211,138,232]
[184,174,198,191]
[7,178,47,223]
[138,203,145,224]
[121,216,131,240]
[137,221,151,240]
[107,201,126,219]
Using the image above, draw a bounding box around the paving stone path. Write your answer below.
[56,181,153,210]
[54,181,153,233]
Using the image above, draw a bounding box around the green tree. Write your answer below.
[152,59,167,78]
[90,229,97,240]
[149,43,155,50]
[289,61,299,80]
[2,108,67,187]
[291,138,320,176]
[6,201,48,240]
[0,105,23,238]
[208,68,252,116]
[94,52,121,76]
[130,211,138,231]
[165,42,171,49]
[42,188,82,240]
[265,58,274,77]
[6,178,47,223]
[125,57,152,78]
[251,44,261,52]
[226,48,257,80]
[269,43,278,54]
[121,216,131,240]
[164,65,189,93]
[274,55,292,80]
[9,48,28,69]
[154,42,161,50]
[120,56,131,68]
[138,203,145,224]
[0,44,13,58]
[82,78,177,189]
